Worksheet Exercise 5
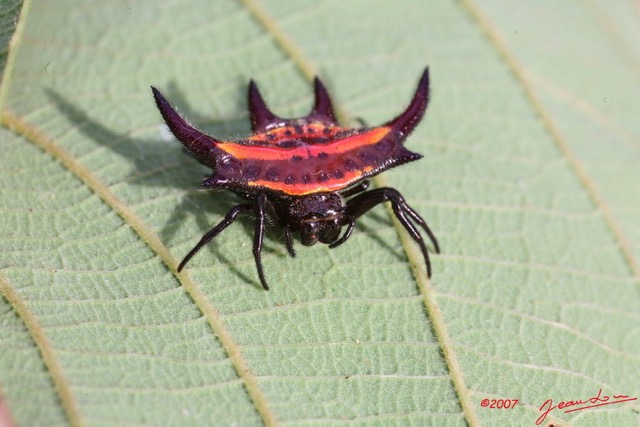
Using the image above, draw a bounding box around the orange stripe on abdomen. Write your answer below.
[219,127,390,161]
[247,167,369,195]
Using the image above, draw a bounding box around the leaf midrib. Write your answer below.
[0,271,84,426]
[238,0,481,426]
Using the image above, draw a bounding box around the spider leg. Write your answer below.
[345,188,439,277]
[340,180,370,198]
[329,217,355,249]
[252,193,270,290]
[390,201,433,277]
[396,201,440,254]
[283,224,296,257]
[178,203,253,272]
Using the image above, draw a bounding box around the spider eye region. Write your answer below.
[300,216,343,246]
[288,193,346,246]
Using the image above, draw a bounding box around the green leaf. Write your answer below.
[0,0,22,82]
[1,1,639,426]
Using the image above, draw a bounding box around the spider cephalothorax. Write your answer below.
[152,68,439,290]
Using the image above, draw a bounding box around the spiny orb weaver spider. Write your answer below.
[151,68,439,290]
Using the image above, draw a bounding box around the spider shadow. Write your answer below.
[46,85,286,288]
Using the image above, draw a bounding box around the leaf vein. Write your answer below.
[0,271,85,426]
[461,0,640,287]
[440,292,638,358]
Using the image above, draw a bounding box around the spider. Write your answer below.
[151,68,439,290]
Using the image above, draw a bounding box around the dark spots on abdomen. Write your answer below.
[317,172,329,183]
[279,140,300,148]
[285,175,296,185]
[244,165,261,180]
[266,167,280,181]
[344,158,358,171]
[359,151,377,163]
[302,174,312,184]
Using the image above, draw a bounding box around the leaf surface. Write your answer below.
[0,1,638,426]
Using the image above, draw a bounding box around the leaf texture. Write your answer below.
[0,1,638,426]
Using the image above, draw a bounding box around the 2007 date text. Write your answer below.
[480,398,518,409]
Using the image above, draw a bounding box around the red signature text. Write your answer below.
[536,389,637,425]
